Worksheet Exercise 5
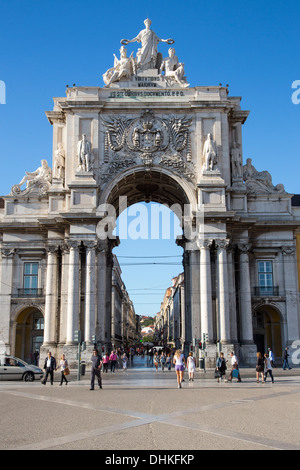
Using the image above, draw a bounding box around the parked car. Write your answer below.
[0,355,43,382]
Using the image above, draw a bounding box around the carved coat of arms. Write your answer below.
[101,110,193,182]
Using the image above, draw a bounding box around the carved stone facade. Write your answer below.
[0,20,300,367]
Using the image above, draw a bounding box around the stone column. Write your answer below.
[84,241,97,345]
[238,244,253,343]
[0,248,14,355]
[182,250,191,354]
[282,246,300,343]
[43,245,59,346]
[199,239,214,341]
[66,241,80,344]
[216,239,231,343]
[189,248,201,343]
[96,240,115,351]
[58,244,70,345]
[227,245,238,342]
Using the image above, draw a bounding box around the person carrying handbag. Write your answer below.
[57,354,69,386]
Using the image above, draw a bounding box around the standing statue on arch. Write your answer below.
[121,18,174,71]
[203,133,218,171]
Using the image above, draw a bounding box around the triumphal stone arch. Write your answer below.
[1,19,300,367]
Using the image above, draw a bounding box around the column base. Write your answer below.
[238,343,257,367]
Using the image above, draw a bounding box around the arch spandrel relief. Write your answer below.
[101,110,195,185]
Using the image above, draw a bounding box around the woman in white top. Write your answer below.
[57,354,69,386]
[264,353,274,383]
[187,352,196,381]
[173,350,186,388]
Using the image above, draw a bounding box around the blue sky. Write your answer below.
[0,0,299,317]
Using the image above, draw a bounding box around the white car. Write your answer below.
[0,355,43,382]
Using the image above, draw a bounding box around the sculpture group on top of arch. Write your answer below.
[103,19,189,88]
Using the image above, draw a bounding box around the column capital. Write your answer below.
[47,244,60,255]
[237,243,252,253]
[1,247,14,257]
[84,240,98,252]
[282,246,295,256]
[198,238,213,250]
[215,239,230,250]
[66,240,81,250]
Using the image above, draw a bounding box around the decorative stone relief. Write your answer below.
[243,158,285,194]
[101,110,194,182]
[11,159,52,196]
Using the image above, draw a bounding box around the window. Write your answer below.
[23,262,39,294]
[33,312,44,331]
[257,261,273,294]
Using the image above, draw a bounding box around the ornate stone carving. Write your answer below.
[101,110,194,182]
[243,158,285,194]
[11,159,52,196]
[1,248,14,257]
[237,243,252,253]
[215,239,230,250]
[198,239,214,250]
[282,246,295,255]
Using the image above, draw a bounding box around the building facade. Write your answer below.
[0,20,300,367]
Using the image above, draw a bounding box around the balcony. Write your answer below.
[253,286,279,297]
[17,288,44,298]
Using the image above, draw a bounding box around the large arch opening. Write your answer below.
[14,307,44,364]
[253,305,283,359]
[100,168,197,353]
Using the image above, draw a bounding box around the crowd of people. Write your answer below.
[40,345,294,389]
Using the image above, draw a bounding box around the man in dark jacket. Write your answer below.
[42,351,57,385]
[90,349,103,390]
[283,347,292,370]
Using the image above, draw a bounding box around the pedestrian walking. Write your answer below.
[122,353,128,371]
[102,352,109,373]
[166,353,171,371]
[160,352,166,371]
[109,351,117,372]
[216,352,228,383]
[228,352,242,382]
[57,354,69,386]
[42,351,57,385]
[264,353,274,383]
[283,347,292,370]
[154,352,160,372]
[148,349,154,367]
[90,349,103,390]
[256,352,265,383]
[173,349,186,388]
[268,347,276,368]
[187,352,196,381]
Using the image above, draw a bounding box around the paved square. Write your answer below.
[1,359,300,451]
